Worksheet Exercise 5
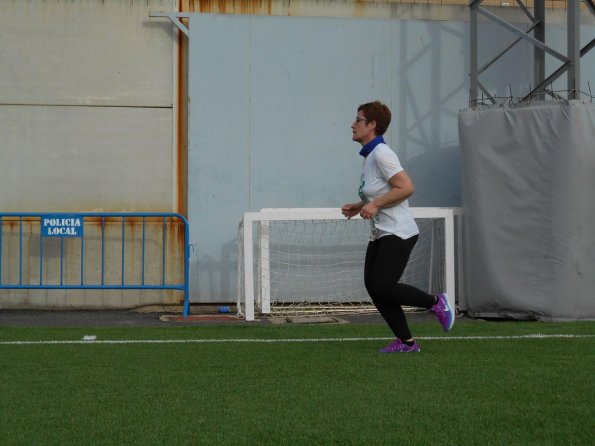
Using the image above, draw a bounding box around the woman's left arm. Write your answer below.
[360,171,415,219]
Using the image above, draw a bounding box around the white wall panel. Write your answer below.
[0,105,173,212]
[188,12,595,303]
[188,14,463,302]
[0,0,174,107]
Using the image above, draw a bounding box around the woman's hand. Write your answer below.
[341,202,364,219]
[360,202,379,220]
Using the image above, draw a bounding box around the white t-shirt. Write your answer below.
[358,143,419,240]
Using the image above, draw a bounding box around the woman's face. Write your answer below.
[351,110,376,145]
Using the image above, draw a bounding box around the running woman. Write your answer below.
[341,101,454,353]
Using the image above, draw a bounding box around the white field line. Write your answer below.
[0,334,594,346]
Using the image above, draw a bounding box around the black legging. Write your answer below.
[364,234,435,340]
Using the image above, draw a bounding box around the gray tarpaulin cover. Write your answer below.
[458,100,595,320]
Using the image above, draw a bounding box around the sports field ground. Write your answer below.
[1,312,593,445]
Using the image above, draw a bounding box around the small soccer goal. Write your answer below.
[237,208,460,321]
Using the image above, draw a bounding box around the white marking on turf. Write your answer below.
[0,334,594,346]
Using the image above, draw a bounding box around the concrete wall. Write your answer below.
[0,0,177,213]
[0,0,181,308]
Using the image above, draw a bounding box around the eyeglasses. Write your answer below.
[354,117,368,124]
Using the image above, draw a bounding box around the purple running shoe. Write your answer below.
[432,293,455,332]
[378,338,420,353]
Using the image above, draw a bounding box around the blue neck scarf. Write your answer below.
[359,136,385,158]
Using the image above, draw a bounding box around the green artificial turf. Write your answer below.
[1,321,593,445]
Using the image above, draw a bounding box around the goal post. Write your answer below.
[238,207,459,322]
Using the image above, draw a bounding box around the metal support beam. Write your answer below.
[468,0,592,106]
[523,39,595,101]
[477,6,567,62]
[567,0,580,99]
[478,22,539,76]
[515,0,534,22]
[149,12,190,37]
[533,0,545,96]
[469,2,479,105]
[478,80,496,104]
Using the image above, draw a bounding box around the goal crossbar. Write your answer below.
[240,207,456,321]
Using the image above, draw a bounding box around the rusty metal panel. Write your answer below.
[179,0,578,17]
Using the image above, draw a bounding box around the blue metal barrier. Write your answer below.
[0,212,191,316]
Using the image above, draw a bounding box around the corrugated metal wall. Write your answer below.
[180,0,581,16]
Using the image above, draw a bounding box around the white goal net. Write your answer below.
[237,208,458,321]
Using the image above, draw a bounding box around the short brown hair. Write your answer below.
[358,101,391,136]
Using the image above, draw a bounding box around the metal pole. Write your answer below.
[567,0,580,99]
[534,0,545,100]
[183,216,191,317]
[470,1,479,106]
